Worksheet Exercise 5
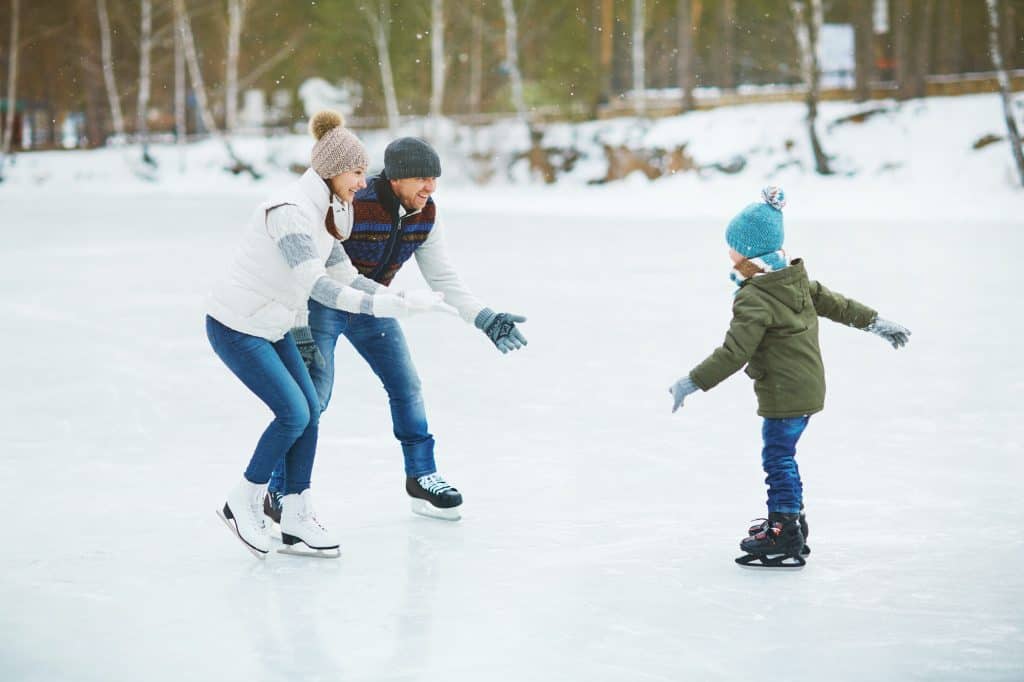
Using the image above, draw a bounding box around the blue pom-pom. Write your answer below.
[761,186,786,211]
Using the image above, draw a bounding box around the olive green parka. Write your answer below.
[689,259,877,418]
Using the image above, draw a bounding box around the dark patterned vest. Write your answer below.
[343,175,436,286]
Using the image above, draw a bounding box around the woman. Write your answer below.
[207,110,450,559]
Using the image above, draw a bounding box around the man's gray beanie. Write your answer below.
[384,137,442,179]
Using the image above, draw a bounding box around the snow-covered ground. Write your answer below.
[2,94,1023,680]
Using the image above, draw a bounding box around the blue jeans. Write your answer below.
[206,316,320,495]
[268,300,436,494]
[761,416,810,514]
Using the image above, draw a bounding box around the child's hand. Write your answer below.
[669,376,699,413]
[866,317,911,349]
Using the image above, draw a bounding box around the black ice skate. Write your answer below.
[736,512,806,568]
[747,508,810,556]
[406,473,462,521]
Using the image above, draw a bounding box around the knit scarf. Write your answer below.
[730,249,789,292]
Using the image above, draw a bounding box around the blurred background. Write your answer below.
[1,1,1021,155]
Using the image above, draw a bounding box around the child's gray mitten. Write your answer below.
[669,375,699,413]
[292,325,326,370]
[475,308,528,354]
[866,317,911,349]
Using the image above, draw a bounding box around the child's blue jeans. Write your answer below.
[761,416,810,514]
[206,316,320,495]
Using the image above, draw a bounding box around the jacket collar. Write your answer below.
[297,168,332,214]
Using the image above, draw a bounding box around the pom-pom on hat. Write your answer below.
[384,137,442,179]
[309,110,369,179]
[725,186,787,258]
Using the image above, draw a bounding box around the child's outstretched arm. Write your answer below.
[809,280,911,349]
[668,295,770,413]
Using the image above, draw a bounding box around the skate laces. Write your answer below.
[417,473,454,495]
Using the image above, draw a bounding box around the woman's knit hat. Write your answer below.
[309,110,369,179]
[725,186,787,257]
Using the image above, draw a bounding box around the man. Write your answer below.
[267,137,527,521]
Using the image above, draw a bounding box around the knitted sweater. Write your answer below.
[343,175,486,325]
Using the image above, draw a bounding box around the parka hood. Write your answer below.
[744,258,810,313]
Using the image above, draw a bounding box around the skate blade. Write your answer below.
[735,552,806,569]
[277,545,341,559]
[216,509,268,560]
[410,498,461,521]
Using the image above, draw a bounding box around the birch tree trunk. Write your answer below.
[173,0,257,177]
[0,0,20,179]
[598,0,613,111]
[430,0,445,120]
[791,0,831,175]
[500,0,528,122]
[985,0,1024,186]
[677,0,696,112]
[225,0,247,132]
[363,1,400,135]
[174,11,186,169]
[136,0,153,163]
[97,0,127,141]
[632,0,646,117]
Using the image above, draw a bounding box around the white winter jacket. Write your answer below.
[207,169,368,341]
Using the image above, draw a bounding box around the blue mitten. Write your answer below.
[475,308,528,354]
[292,326,326,370]
[668,375,699,413]
[866,317,911,349]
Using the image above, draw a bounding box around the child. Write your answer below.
[668,187,910,567]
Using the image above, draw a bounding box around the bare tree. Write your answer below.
[912,0,935,98]
[430,0,445,121]
[0,0,20,179]
[985,0,1024,186]
[363,0,400,135]
[853,0,874,102]
[174,8,186,169]
[791,0,831,175]
[500,0,528,121]
[97,0,127,141]
[225,0,248,132]
[893,0,913,100]
[632,0,646,116]
[136,0,154,164]
[597,0,613,111]
[468,5,483,114]
[719,0,736,90]
[677,0,697,112]
[173,0,257,176]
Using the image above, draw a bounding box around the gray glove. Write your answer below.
[866,317,911,349]
[668,375,699,413]
[292,326,325,370]
[475,308,528,354]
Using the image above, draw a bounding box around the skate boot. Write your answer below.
[278,489,340,559]
[217,478,271,559]
[263,490,283,525]
[736,511,806,568]
[747,507,810,556]
[406,473,462,521]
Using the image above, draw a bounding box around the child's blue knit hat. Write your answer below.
[725,186,786,257]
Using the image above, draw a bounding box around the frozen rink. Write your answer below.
[2,184,1023,681]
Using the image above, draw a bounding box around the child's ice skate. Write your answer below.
[736,512,806,568]
[747,507,810,556]
[406,473,462,521]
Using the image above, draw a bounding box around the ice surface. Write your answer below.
[1,95,1023,680]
